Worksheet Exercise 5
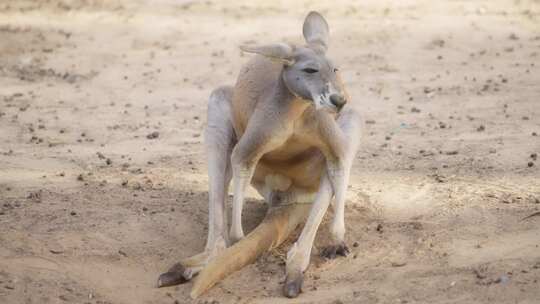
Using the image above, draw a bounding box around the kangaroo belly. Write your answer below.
[253,146,325,193]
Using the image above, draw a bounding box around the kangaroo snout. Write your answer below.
[329,93,346,111]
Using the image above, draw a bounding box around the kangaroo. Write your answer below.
[158,11,362,298]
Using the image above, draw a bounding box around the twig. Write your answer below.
[521,211,540,221]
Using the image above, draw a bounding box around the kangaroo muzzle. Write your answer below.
[329,93,346,111]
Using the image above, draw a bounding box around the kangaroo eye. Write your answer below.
[334,68,339,72]
[302,68,318,74]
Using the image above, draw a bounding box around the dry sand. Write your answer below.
[1,0,539,303]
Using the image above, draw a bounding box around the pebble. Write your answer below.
[147,131,159,139]
[495,275,510,284]
[391,261,407,267]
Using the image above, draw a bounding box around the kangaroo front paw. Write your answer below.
[283,272,304,298]
[321,242,350,259]
[157,262,191,287]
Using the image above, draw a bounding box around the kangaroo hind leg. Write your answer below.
[157,86,236,287]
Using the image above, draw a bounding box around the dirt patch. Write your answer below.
[1,0,539,303]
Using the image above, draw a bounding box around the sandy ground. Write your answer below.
[1,0,539,303]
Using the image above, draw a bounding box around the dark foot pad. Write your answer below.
[283,274,304,298]
[321,243,350,259]
[157,263,189,287]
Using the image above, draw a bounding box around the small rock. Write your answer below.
[27,190,42,202]
[477,125,485,132]
[473,268,486,279]
[391,261,407,267]
[147,131,159,139]
[528,162,534,167]
[495,275,510,284]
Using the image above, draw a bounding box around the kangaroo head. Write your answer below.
[240,11,346,112]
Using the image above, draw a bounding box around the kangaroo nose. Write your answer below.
[329,94,346,110]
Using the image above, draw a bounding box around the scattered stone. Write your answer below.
[445,150,459,155]
[528,162,534,167]
[27,190,42,202]
[477,125,485,132]
[508,33,519,40]
[76,174,84,181]
[391,261,407,267]
[473,268,487,279]
[146,131,159,139]
[431,173,446,183]
[531,153,537,161]
[494,275,510,284]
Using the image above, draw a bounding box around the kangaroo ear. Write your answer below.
[240,43,295,65]
[302,11,329,53]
